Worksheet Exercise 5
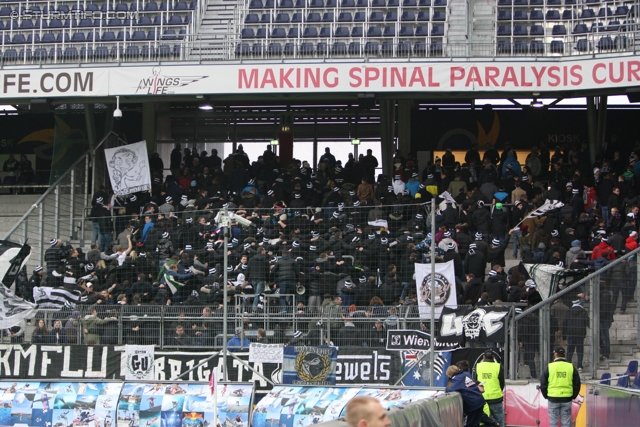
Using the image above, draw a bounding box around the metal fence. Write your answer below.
[2,132,126,272]
[509,247,640,381]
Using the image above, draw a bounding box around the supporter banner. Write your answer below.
[282,346,337,385]
[32,286,86,309]
[524,263,568,299]
[124,345,155,380]
[0,284,36,330]
[249,343,284,364]
[386,329,460,352]
[106,58,640,96]
[415,261,458,319]
[335,348,400,384]
[104,141,152,196]
[0,69,108,98]
[439,306,510,344]
[400,350,452,387]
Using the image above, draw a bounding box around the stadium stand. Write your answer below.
[0,0,196,63]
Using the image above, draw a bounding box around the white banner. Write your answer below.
[0,57,638,98]
[104,141,151,196]
[124,345,155,380]
[415,261,458,319]
[107,57,640,95]
[249,343,284,363]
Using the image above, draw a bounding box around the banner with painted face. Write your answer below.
[104,141,151,196]
[439,306,510,344]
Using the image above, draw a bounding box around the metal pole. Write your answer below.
[509,314,518,380]
[222,209,229,382]
[590,275,600,379]
[70,168,75,240]
[430,197,436,386]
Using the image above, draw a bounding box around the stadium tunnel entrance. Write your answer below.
[1,88,639,181]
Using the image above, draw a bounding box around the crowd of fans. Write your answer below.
[5,139,639,352]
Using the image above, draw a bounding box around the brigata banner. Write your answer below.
[385,329,460,352]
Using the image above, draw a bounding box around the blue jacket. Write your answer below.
[227,336,251,351]
[446,371,485,413]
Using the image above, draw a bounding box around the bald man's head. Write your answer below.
[345,397,391,427]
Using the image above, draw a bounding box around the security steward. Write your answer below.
[540,347,581,427]
[474,350,505,427]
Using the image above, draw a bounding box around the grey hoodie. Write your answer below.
[565,246,584,267]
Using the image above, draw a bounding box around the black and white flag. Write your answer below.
[0,284,36,329]
[0,240,31,291]
[105,141,151,196]
[32,286,87,309]
[526,199,564,219]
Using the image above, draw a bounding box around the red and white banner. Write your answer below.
[0,56,638,98]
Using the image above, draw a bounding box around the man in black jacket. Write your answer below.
[566,299,589,372]
[482,267,508,303]
[272,248,299,313]
[248,246,270,310]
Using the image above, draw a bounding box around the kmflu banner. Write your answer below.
[415,261,458,319]
[104,141,151,196]
[282,346,337,385]
[124,345,155,380]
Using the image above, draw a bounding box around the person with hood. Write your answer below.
[463,273,484,306]
[482,267,507,303]
[565,299,589,372]
[530,222,550,251]
[472,201,491,242]
[445,365,486,427]
[465,243,486,282]
[565,240,585,266]
[501,151,522,179]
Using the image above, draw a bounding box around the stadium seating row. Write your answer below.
[1,43,182,61]
[497,7,634,21]
[235,39,444,56]
[240,24,445,38]
[496,20,635,35]
[0,2,197,13]
[247,0,447,8]
[498,0,633,6]
[0,15,192,29]
[244,10,445,23]
[496,35,629,54]
[1,29,187,44]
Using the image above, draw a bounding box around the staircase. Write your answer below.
[446,0,470,55]
[469,0,495,57]
[190,0,241,60]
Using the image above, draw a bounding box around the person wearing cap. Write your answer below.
[227,327,250,351]
[445,365,486,427]
[474,350,505,426]
[272,247,300,313]
[540,347,581,427]
[591,233,615,261]
[44,237,70,272]
[345,396,390,427]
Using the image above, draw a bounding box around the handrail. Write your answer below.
[2,131,119,241]
[514,245,640,321]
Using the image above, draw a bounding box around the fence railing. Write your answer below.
[510,247,640,380]
[2,132,125,272]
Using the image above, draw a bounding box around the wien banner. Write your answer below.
[415,261,458,319]
[104,141,152,196]
[282,346,338,385]
[439,307,510,345]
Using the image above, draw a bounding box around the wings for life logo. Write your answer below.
[419,272,452,307]
[127,349,154,380]
[295,351,331,383]
[136,67,208,94]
